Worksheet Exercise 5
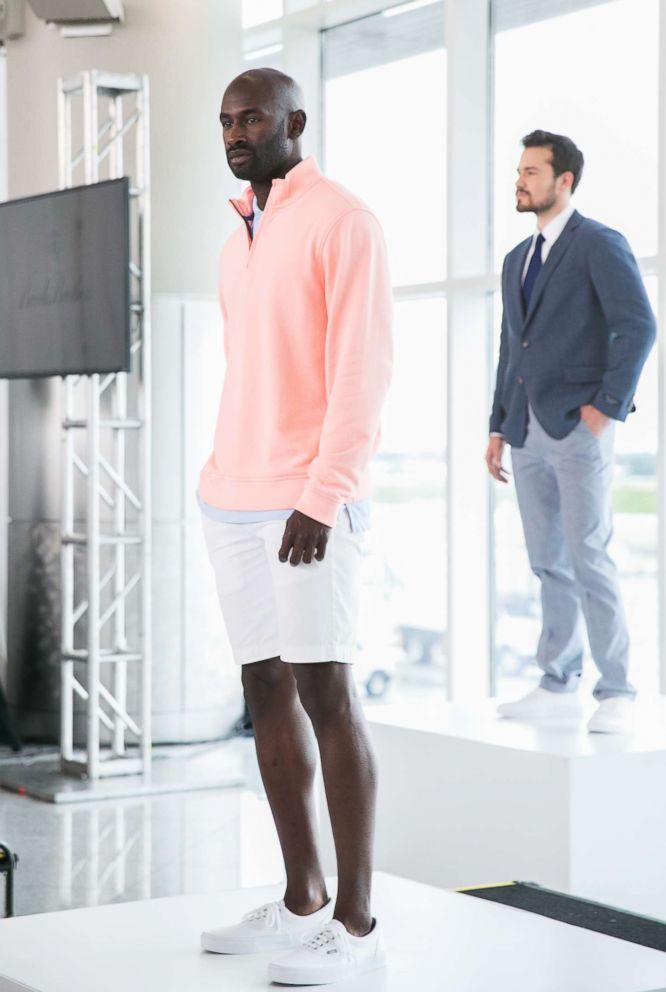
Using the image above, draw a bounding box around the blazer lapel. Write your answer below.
[507,238,532,329]
[523,210,583,326]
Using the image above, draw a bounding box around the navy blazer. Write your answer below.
[490,210,656,447]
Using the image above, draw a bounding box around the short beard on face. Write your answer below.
[228,118,291,182]
[516,187,558,215]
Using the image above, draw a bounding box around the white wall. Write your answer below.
[4,0,244,294]
[1,0,248,733]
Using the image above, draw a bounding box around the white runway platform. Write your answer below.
[356,698,666,920]
[0,873,664,992]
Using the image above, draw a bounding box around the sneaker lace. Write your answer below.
[303,925,350,959]
[242,902,282,931]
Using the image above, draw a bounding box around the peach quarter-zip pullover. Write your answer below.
[198,157,393,527]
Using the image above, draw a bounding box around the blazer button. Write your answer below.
[517,376,524,384]
[522,340,529,348]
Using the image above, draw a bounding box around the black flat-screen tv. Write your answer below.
[0,177,130,379]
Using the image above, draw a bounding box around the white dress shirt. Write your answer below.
[520,201,576,283]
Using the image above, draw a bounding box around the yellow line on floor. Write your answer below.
[455,882,517,892]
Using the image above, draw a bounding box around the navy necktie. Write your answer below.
[522,232,545,310]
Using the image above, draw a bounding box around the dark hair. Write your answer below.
[522,129,584,193]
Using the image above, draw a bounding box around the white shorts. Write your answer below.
[201,510,364,666]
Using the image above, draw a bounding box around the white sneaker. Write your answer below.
[588,697,635,734]
[268,918,386,986]
[497,686,584,720]
[201,898,332,954]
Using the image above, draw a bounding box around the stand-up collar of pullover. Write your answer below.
[229,156,323,218]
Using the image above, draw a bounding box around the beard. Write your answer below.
[227,120,291,182]
[516,187,558,215]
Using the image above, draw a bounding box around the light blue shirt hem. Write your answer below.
[197,493,371,534]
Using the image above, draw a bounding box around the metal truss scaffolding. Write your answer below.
[58,71,152,780]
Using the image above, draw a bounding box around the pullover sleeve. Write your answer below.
[293,208,393,526]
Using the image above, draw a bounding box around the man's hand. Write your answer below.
[279,510,332,566]
[486,435,510,483]
[580,404,610,437]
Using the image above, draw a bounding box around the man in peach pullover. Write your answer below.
[198,69,393,986]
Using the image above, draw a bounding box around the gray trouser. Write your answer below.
[510,406,634,700]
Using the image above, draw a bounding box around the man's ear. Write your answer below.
[560,170,574,192]
[288,110,307,140]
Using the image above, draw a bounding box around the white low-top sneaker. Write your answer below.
[268,918,386,986]
[588,697,635,734]
[201,898,332,955]
[497,686,584,720]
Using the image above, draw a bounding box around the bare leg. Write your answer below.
[241,658,328,915]
[293,662,377,937]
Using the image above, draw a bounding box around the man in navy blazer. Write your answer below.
[487,130,656,734]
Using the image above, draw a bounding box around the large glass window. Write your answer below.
[323,4,447,704]
[612,278,659,696]
[493,0,659,267]
[242,0,283,29]
[323,3,446,286]
[358,298,447,701]
[491,0,660,699]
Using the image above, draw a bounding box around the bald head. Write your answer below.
[226,68,305,116]
[220,68,307,187]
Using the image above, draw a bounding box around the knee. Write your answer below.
[295,666,356,731]
[568,539,613,582]
[242,658,293,719]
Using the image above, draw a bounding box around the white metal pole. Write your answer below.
[58,77,75,763]
[110,93,128,757]
[86,366,101,781]
[138,76,152,775]
[84,72,102,779]
[58,70,152,779]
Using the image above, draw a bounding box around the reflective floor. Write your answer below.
[0,739,285,918]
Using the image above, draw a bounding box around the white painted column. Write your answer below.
[445,0,493,699]
[282,19,321,159]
